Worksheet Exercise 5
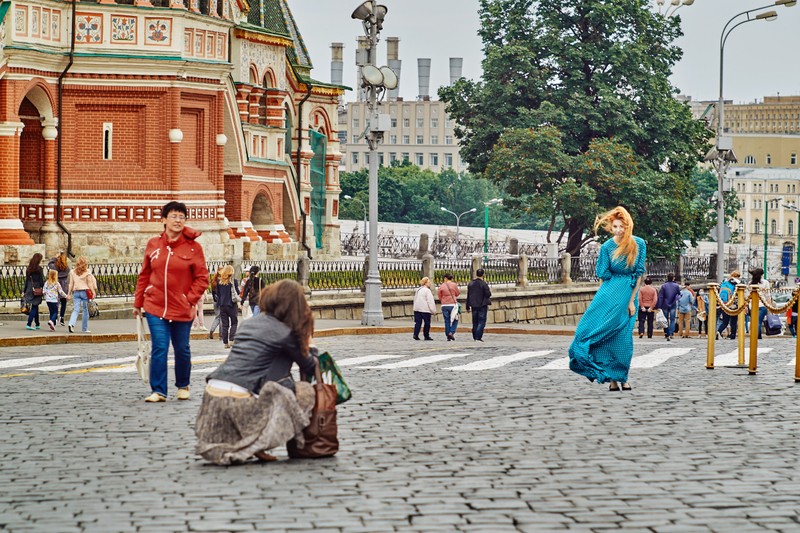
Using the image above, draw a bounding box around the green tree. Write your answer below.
[440,0,714,257]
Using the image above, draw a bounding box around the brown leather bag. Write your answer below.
[287,362,339,458]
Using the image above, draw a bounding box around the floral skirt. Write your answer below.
[194,381,315,465]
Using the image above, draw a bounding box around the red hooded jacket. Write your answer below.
[134,226,209,322]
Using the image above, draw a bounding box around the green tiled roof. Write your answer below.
[241,0,316,78]
[278,0,312,70]
[246,0,290,37]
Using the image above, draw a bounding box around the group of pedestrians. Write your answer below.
[636,274,709,340]
[412,269,492,342]
[21,251,98,333]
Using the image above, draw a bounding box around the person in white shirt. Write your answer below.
[413,277,436,341]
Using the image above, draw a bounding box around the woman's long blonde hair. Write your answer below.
[47,269,58,284]
[218,265,234,285]
[74,256,88,276]
[594,206,637,267]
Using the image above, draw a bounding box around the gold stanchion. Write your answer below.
[706,283,717,369]
[748,286,759,375]
[736,285,746,366]
[794,289,800,383]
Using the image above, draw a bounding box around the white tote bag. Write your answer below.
[135,315,151,385]
[653,309,668,329]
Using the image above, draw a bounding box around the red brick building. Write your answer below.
[0,0,344,263]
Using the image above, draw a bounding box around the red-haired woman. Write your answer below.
[568,206,646,391]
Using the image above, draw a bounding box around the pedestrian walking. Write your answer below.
[637,276,657,339]
[716,271,740,339]
[208,267,223,339]
[242,265,263,317]
[240,269,253,320]
[466,268,492,342]
[412,276,436,341]
[656,273,680,340]
[67,256,97,333]
[676,282,695,338]
[696,288,708,338]
[749,268,770,339]
[568,206,646,391]
[22,253,45,330]
[133,201,209,403]
[192,290,208,330]
[437,273,460,341]
[47,251,70,326]
[43,269,68,331]
[214,265,240,349]
[195,279,318,465]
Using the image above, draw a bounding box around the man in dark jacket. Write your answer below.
[466,269,492,342]
[656,273,681,340]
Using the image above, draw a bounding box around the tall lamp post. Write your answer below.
[764,193,784,274]
[709,0,794,282]
[351,1,397,326]
[440,207,477,259]
[483,198,503,260]
[782,202,800,278]
[343,194,367,241]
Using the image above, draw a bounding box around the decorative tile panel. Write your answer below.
[31,7,39,37]
[76,13,102,44]
[145,17,171,46]
[184,29,192,55]
[111,15,137,44]
[216,32,226,59]
[51,12,60,42]
[41,10,50,39]
[205,32,214,58]
[194,29,204,57]
[14,6,27,37]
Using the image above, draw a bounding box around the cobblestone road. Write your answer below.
[2,333,800,532]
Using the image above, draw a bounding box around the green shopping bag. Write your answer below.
[318,352,352,405]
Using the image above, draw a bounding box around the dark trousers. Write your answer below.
[638,309,654,338]
[471,306,488,340]
[219,304,238,344]
[698,320,707,335]
[26,304,40,327]
[47,302,59,324]
[59,297,67,321]
[717,312,738,339]
[413,311,432,339]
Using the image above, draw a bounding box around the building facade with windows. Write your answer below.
[0,0,344,263]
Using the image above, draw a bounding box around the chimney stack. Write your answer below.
[330,43,344,86]
[356,36,370,102]
[417,58,431,101]
[386,37,401,101]
[449,58,463,86]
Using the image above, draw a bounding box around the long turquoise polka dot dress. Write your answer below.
[569,236,646,384]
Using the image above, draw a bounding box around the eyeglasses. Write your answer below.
[166,214,187,221]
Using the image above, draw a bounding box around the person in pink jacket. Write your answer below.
[437,273,461,341]
[637,277,658,339]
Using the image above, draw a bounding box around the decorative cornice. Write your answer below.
[233,27,292,48]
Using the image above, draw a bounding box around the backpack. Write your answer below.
[719,280,735,303]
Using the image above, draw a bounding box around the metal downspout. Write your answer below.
[296,82,312,259]
[55,0,76,258]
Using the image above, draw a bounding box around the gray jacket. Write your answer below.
[207,313,317,394]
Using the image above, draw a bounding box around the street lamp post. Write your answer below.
[783,203,800,278]
[440,206,477,259]
[483,198,502,260]
[763,191,784,274]
[343,194,367,242]
[654,0,696,18]
[351,1,397,326]
[711,0,794,281]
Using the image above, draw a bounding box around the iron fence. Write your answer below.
[482,258,518,286]
[645,258,678,281]
[340,232,549,259]
[683,256,713,280]
[308,261,363,291]
[0,265,25,302]
[378,260,424,289]
[571,256,599,283]
[433,259,472,285]
[528,258,561,284]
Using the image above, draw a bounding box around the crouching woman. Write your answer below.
[195,279,318,465]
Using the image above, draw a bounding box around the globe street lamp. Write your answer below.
[343,194,367,242]
[351,0,397,326]
[711,0,793,281]
[440,206,477,259]
[483,198,503,260]
[654,0,696,18]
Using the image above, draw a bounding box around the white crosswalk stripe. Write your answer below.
[630,347,692,368]
[538,357,570,370]
[358,353,471,369]
[0,355,79,370]
[714,347,772,367]
[445,351,553,371]
[25,357,135,372]
[336,354,409,367]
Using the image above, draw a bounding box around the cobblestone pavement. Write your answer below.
[2,333,800,532]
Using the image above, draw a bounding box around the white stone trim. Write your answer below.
[242,176,285,184]
[0,122,25,136]
[0,197,22,205]
[252,224,286,231]
[0,219,25,229]
[227,221,256,229]
[19,189,223,195]
[18,198,227,207]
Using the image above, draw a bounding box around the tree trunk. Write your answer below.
[565,219,586,257]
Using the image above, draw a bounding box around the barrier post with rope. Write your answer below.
[736,284,746,366]
[748,285,759,375]
[795,311,800,382]
[706,284,717,369]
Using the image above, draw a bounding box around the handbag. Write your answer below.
[20,298,30,315]
[32,287,43,296]
[654,309,668,329]
[88,300,100,318]
[286,361,339,458]
[86,288,95,300]
[318,352,352,405]
[135,315,151,385]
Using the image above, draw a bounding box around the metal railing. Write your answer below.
[528,258,561,284]
[309,261,363,291]
[571,256,599,283]
[483,258,518,285]
[340,232,549,259]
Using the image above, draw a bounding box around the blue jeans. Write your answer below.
[69,290,89,331]
[471,306,488,340]
[47,302,59,324]
[441,305,459,338]
[251,304,260,317]
[757,306,768,339]
[145,313,193,397]
[662,305,677,337]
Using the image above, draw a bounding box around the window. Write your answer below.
[744,155,755,165]
[430,118,438,128]
[444,153,453,167]
[352,118,359,129]
[102,123,113,160]
[365,153,370,164]
[430,153,439,166]
[431,135,439,145]
[391,118,397,128]
[793,153,797,165]
[352,135,359,143]
[415,153,424,166]
[755,219,761,234]
[352,152,359,165]
[389,152,397,163]
[416,135,424,144]
[772,220,777,235]
[403,135,410,144]
[402,152,409,163]
[445,135,453,145]
[390,135,397,144]
[738,218,744,233]
[766,154,772,165]
[790,220,795,236]
[379,153,385,166]
[403,118,410,128]
[445,119,452,129]
[416,118,424,128]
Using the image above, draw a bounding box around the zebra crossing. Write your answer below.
[1,344,796,379]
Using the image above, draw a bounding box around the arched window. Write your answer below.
[249,65,258,85]
[790,220,794,236]
[744,155,755,165]
[766,154,772,165]
[771,220,777,234]
[755,219,761,234]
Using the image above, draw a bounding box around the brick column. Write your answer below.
[0,122,34,244]
[248,87,264,125]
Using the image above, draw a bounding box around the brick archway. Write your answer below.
[251,190,291,244]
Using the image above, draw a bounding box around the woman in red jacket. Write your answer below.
[134,201,209,403]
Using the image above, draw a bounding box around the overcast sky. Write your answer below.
[288,0,800,105]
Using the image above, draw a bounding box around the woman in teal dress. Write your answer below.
[569,206,646,391]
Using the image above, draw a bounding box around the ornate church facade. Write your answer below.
[0,0,344,263]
